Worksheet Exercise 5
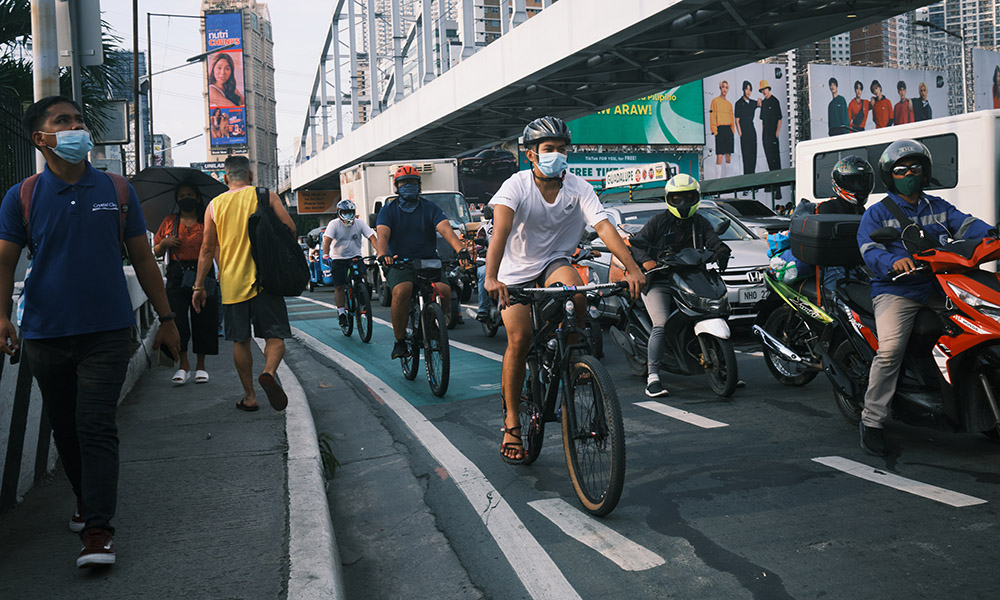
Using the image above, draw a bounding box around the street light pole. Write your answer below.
[914,20,966,114]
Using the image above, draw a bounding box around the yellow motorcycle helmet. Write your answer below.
[664,174,701,219]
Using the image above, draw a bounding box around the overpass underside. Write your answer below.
[292,0,929,192]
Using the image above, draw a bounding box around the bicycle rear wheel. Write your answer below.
[356,284,373,343]
[401,306,420,380]
[423,303,450,397]
[520,359,546,466]
[562,355,626,517]
[341,289,354,337]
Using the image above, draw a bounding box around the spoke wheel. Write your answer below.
[423,303,450,396]
[703,334,738,397]
[356,284,373,343]
[562,355,626,517]
[340,291,354,337]
[761,307,818,386]
[401,307,420,380]
[520,360,546,466]
[832,339,868,423]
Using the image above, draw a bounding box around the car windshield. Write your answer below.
[387,193,472,227]
[719,200,778,217]
[614,207,757,241]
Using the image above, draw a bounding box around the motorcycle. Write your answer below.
[571,244,605,359]
[608,246,740,397]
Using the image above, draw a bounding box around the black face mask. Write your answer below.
[178,198,198,213]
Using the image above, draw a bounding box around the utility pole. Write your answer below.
[31,0,60,173]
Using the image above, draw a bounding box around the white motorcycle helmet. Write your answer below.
[337,199,356,226]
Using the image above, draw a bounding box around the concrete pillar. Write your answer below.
[32,0,60,173]
[367,0,380,118]
[309,103,318,156]
[437,0,450,74]
[512,0,527,28]
[500,0,510,35]
[348,0,361,130]
[391,0,404,102]
[422,0,435,83]
[332,14,344,140]
[461,0,475,60]
[320,53,330,148]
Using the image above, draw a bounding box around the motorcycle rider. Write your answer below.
[475,204,494,323]
[322,199,377,327]
[630,174,732,397]
[817,155,874,289]
[856,139,992,456]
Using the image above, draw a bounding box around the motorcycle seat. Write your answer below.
[793,277,820,304]
[843,282,874,315]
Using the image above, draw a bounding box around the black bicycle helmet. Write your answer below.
[878,139,932,193]
[832,155,875,206]
[522,116,571,147]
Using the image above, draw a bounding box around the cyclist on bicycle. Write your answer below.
[475,204,494,322]
[484,116,645,463]
[630,174,732,398]
[376,165,469,360]
[322,199,378,328]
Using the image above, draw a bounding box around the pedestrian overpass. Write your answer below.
[290,0,930,193]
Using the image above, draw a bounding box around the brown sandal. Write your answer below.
[500,425,526,464]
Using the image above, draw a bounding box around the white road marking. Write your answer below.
[296,296,506,362]
[634,401,729,429]
[292,327,582,600]
[528,498,665,572]
[812,456,988,508]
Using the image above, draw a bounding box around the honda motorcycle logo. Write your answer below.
[746,270,764,283]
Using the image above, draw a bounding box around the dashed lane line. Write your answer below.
[292,326,582,600]
[812,456,988,508]
[528,498,665,572]
[634,400,729,429]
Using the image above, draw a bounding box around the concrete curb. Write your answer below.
[255,339,346,600]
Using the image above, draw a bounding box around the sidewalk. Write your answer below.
[0,338,342,599]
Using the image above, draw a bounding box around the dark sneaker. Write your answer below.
[645,378,669,398]
[338,313,349,327]
[77,528,115,568]
[69,499,85,533]
[391,340,410,359]
[860,422,887,457]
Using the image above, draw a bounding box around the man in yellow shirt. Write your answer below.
[709,80,735,178]
[193,156,296,412]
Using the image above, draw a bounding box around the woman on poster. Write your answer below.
[992,66,1000,110]
[208,53,244,108]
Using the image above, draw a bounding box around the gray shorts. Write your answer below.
[510,257,573,287]
[224,291,291,342]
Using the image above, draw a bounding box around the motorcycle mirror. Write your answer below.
[368,213,377,229]
[715,218,731,236]
[870,227,901,244]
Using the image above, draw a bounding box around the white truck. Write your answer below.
[795,109,1000,226]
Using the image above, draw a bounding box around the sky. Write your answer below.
[102,0,331,170]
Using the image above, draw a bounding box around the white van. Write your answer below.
[795,110,1000,226]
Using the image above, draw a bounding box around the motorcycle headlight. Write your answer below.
[948,282,1000,323]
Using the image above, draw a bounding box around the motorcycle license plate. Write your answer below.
[740,286,767,304]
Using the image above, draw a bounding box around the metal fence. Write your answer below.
[0,93,34,195]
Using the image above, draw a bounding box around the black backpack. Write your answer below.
[248,187,309,296]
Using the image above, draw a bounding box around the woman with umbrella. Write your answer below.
[152,184,219,385]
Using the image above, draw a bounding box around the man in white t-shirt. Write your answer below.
[322,199,377,327]
[484,116,645,464]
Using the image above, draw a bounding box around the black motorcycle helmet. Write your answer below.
[522,116,571,148]
[878,139,933,194]
[831,155,875,206]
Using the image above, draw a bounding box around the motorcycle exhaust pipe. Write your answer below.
[753,325,805,364]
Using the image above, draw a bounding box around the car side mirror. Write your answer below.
[368,213,377,229]
[715,218,731,236]
[870,226,900,244]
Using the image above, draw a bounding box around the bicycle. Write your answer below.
[337,256,375,343]
[386,259,451,397]
[507,281,628,517]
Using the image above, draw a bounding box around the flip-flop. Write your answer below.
[195,370,209,384]
[235,398,259,412]
[258,372,288,411]
[171,369,189,386]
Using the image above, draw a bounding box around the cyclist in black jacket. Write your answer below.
[630,174,731,397]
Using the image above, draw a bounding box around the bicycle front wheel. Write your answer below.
[401,307,420,380]
[423,303,450,397]
[562,355,626,517]
[356,284,373,343]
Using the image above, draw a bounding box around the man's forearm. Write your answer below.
[0,268,14,320]
[196,245,214,285]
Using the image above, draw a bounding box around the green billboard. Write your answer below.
[568,82,705,145]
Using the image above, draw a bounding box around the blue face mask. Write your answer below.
[41,130,94,164]
[536,151,567,178]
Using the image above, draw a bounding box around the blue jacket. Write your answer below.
[857,191,992,303]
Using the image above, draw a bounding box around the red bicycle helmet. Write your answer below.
[393,164,421,185]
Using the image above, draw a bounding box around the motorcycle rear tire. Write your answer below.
[761,307,818,387]
[832,339,867,423]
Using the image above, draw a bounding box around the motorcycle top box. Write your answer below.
[789,214,863,267]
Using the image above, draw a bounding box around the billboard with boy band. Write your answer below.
[204,11,248,154]
[806,64,948,140]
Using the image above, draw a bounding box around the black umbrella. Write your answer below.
[131,166,229,233]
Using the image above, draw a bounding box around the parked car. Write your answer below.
[459,149,519,177]
[581,199,769,324]
[712,197,789,235]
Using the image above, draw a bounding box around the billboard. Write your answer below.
[703,63,790,202]
[204,11,248,154]
[973,48,1000,112]
[297,190,341,214]
[568,82,705,145]
[517,151,700,191]
[807,64,948,139]
[191,161,226,183]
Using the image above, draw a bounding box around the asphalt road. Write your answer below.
[286,287,1000,600]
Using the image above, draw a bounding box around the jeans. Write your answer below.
[24,327,132,534]
[477,264,490,316]
[642,285,673,376]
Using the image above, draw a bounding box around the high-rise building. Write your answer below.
[927,0,1000,49]
[201,0,278,188]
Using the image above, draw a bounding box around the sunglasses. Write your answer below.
[892,164,923,176]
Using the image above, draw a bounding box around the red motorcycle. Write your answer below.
[833,227,1000,439]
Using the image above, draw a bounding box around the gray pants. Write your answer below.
[862,293,942,427]
[643,285,672,376]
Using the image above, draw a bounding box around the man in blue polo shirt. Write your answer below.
[375,165,468,360]
[0,96,179,568]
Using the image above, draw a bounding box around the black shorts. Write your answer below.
[716,125,734,155]
[386,260,442,290]
[224,291,291,342]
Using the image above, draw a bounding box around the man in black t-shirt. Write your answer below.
[734,80,759,175]
[759,80,783,199]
